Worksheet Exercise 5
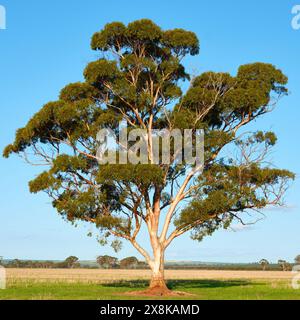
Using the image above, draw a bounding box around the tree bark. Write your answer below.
[147,247,170,295]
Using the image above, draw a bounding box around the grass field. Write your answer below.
[1,269,299,300]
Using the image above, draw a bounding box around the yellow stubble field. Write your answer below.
[6,268,293,283]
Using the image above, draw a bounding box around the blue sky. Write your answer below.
[0,0,299,263]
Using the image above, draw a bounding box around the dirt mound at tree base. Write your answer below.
[121,289,195,297]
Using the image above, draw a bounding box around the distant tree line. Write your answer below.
[2,254,300,270]
[96,256,147,269]
[3,256,80,269]
[257,257,299,271]
[164,263,289,271]
[2,255,147,269]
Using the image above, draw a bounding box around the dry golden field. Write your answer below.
[2,269,299,300]
[6,268,293,283]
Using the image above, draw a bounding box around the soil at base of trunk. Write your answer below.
[121,281,195,297]
[122,288,195,297]
[121,274,195,297]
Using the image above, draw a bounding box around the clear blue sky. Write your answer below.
[0,0,299,263]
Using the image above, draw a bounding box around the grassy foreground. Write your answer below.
[0,279,299,300]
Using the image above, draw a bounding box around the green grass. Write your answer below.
[1,279,300,300]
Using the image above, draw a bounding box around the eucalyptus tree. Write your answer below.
[65,256,79,269]
[4,19,294,294]
[278,259,288,271]
[96,255,119,269]
[120,256,139,269]
[259,259,269,271]
[294,255,300,264]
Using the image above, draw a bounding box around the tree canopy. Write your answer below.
[96,255,119,269]
[120,256,139,269]
[259,259,269,271]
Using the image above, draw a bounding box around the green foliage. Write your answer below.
[29,171,58,194]
[127,19,162,41]
[59,82,98,102]
[97,164,164,186]
[180,64,288,129]
[163,28,199,56]
[120,256,139,269]
[175,155,294,241]
[111,239,123,253]
[65,256,79,268]
[91,22,127,51]
[84,59,120,85]
[96,255,119,269]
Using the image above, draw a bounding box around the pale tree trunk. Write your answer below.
[149,248,169,293]
[145,199,171,295]
[129,182,192,295]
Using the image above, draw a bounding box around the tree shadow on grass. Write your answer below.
[168,279,258,290]
[102,279,259,290]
